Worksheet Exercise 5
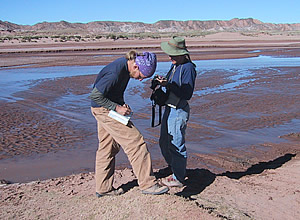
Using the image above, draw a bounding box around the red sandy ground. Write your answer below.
[0,33,300,219]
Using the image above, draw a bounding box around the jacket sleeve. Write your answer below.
[90,87,118,110]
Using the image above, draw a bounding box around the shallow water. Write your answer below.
[0,65,100,101]
[1,55,300,101]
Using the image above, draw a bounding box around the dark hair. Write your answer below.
[186,54,196,67]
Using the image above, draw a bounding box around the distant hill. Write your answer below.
[1,18,300,35]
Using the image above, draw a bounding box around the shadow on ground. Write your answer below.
[116,153,296,197]
[218,153,296,179]
[172,153,295,198]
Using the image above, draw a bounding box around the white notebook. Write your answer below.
[108,110,131,125]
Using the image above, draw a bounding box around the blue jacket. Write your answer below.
[91,57,130,107]
[166,62,196,107]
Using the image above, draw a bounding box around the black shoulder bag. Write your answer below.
[150,86,168,127]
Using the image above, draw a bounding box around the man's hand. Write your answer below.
[115,104,132,116]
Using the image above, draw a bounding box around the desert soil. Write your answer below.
[0,32,300,219]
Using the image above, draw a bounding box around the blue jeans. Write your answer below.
[159,104,190,183]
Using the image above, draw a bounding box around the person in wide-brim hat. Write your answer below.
[158,36,197,188]
[160,36,189,56]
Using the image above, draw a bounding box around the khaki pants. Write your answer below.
[91,107,156,193]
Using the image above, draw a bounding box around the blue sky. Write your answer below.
[1,0,299,25]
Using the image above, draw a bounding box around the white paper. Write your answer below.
[108,110,131,125]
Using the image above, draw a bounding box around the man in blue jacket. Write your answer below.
[90,51,169,197]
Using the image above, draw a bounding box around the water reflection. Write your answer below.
[194,69,257,96]
[0,65,100,100]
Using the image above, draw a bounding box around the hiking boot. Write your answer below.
[96,188,124,198]
[161,176,184,187]
[141,183,169,195]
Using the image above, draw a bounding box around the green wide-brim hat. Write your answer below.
[161,36,189,56]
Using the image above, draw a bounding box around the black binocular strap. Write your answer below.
[151,105,155,127]
[159,105,162,125]
[151,104,162,127]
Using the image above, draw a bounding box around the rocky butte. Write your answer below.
[1,18,300,35]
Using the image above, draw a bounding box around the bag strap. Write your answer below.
[151,104,162,127]
[151,105,155,127]
[168,65,183,86]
